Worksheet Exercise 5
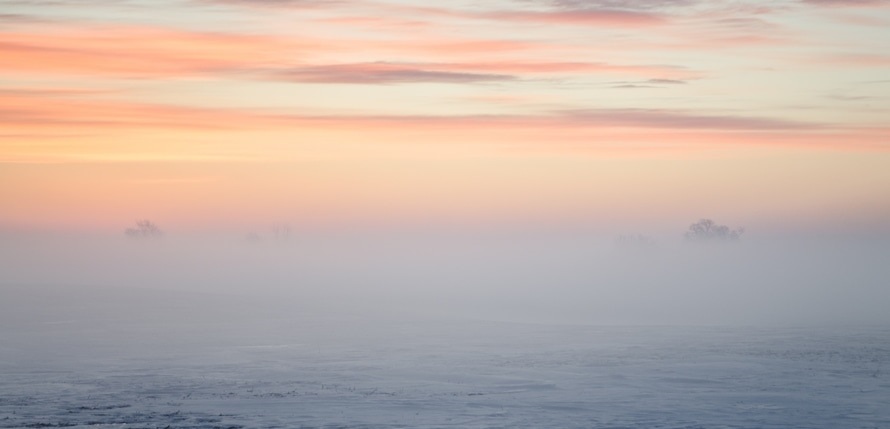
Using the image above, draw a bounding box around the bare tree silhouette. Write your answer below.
[125,220,163,239]
[684,219,743,242]
[271,223,291,241]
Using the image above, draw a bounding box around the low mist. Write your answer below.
[2,226,888,327]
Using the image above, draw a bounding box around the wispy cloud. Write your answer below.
[454,62,688,75]
[4,85,889,167]
[826,94,875,101]
[0,13,39,22]
[275,63,515,84]
[0,20,699,85]
[0,92,247,131]
[558,108,819,130]
[271,60,696,84]
[646,78,687,84]
[820,53,890,67]
[0,90,862,134]
[0,25,304,78]
[800,0,890,7]
[608,78,689,89]
[544,0,700,9]
[480,9,666,26]
[209,0,669,27]
[206,0,346,8]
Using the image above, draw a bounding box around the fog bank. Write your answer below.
[2,230,888,326]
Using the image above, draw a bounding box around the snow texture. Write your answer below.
[2,294,889,429]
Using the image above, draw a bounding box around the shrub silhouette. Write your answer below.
[684,219,743,242]
[125,220,163,239]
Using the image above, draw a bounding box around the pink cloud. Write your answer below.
[271,61,696,84]
[821,53,890,67]
[0,23,563,80]
[4,90,887,155]
[274,62,514,84]
[801,0,890,7]
[481,9,666,26]
[0,90,850,132]
[421,61,695,79]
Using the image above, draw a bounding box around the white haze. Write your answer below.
[2,228,888,327]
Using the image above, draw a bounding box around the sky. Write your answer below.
[2,0,890,237]
[2,0,890,327]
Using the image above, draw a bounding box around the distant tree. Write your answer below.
[271,223,291,241]
[684,219,743,242]
[125,220,163,239]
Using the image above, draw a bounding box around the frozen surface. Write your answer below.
[2,287,889,428]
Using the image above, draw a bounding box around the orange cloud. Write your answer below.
[0,24,306,78]
[0,91,252,131]
[0,22,576,82]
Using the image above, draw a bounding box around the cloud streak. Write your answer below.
[1,89,829,132]
[820,53,890,67]
[480,9,666,26]
[271,61,696,84]
[5,90,888,163]
[559,108,819,130]
[0,25,305,78]
[801,0,890,6]
[541,0,700,10]
[0,21,699,84]
[275,63,515,84]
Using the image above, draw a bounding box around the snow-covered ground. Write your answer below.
[2,286,888,429]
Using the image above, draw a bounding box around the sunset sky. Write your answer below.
[2,0,889,237]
